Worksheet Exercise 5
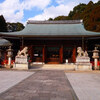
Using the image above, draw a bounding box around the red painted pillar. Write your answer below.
[43,46,45,63]
[60,45,63,64]
[4,52,7,60]
[72,47,76,63]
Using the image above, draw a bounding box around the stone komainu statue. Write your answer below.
[17,47,28,57]
[77,47,88,57]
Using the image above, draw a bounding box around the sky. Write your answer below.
[0,0,99,24]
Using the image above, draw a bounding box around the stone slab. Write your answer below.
[66,72,100,100]
[13,63,29,70]
[30,64,76,70]
[75,64,92,71]
[0,71,34,94]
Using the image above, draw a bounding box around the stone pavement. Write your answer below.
[66,72,100,100]
[0,71,33,94]
[0,70,77,100]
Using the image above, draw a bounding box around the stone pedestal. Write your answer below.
[13,56,29,70]
[13,63,29,70]
[8,57,11,65]
[75,57,92,71]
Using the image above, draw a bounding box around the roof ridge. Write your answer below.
[27,20,83,24]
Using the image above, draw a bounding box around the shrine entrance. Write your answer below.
[46,46,60,64]
[33,46,43,62]
[63,47,73,63]
[31,45,75,64]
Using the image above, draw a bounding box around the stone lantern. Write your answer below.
[92,47,99,70]
[7,46,13,68]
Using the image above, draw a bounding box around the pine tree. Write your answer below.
[0,15,7,32]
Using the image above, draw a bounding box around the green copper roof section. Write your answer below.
[0,38,12,46]
[1,20,100,37]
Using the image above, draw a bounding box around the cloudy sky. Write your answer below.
[0,0,98,24]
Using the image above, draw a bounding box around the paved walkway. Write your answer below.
[0,71,34,94]
[66,72,100,100]
[0,70,77,100]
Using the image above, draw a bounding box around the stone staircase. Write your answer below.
[30,63,76,70]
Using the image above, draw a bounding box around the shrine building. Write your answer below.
[0,20,100,64]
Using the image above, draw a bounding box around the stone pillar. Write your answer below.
[92,47,99,70]
[8,57,11,65]
[94,59,98,69]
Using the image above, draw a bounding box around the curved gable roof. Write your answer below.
[1,20,100,37]
[0,38,12,46]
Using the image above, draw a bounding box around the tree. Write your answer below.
[0,15,7,32]
[68,3,86,19]
[48,1,100,32]
[7,22,25,32]
[48,18,53,21]
[89,6,100,31]
[83,1,94,30]
[54,16,70,20]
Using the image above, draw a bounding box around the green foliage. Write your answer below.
[54,16,70,20]
[83,1,100,32]
[0,15,24,32]
[68,3,87,19]
[0,15,7,32]
[48,1,100,32]
[7,22,25,32]
[48,18,53,21]
[83,1,94,30]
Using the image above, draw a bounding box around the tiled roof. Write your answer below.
[0,38,12,46]
[0,20,100,37]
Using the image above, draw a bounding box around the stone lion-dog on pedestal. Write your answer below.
[17,47,28,57]
[77,47,88,57]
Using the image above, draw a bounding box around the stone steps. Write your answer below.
[30,63,76,70]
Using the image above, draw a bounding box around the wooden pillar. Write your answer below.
[60,45,63,63]
[43,46,45,63]
[20,37,24,49]
[72,47,76,63]
[28,45,33,62]
[84,40,88,51]
[82,37,84,51]
[4,52,7,60]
